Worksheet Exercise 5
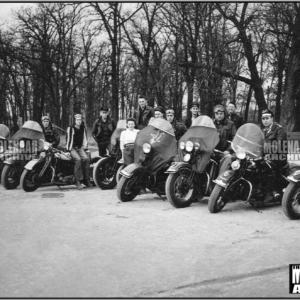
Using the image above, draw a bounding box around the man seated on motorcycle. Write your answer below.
[41,116,60,148]
[120,118,140,165]
[154,106,166,119]
[66,114,91,190]
[261,109,288,201]
[92,106,116,157]
[166,108,187,141]
[213,104,237,175]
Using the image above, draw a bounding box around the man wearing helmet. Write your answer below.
[41,116,60,148]
[166,108,187,141]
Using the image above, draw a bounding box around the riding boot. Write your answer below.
[76,180,83,190]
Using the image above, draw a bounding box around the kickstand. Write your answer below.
[56,184,63,191]
[248,202,262,213]
[157,194,167,201]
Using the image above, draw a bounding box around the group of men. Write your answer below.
[39,95,287,191]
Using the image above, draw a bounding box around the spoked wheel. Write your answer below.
[1,164,21,190]
[20,165,43,192]
[165,169,194,208]
[208,184,228,213]
[93,157,117,190]
[282,182,300,219]
[116,164,125,184]
[117,171,144,202]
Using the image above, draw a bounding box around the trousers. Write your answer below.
[70,147,90,181]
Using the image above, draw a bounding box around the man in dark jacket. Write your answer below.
[41,116,60,148]
[166,108,187,141]
[227,102,244,130]
[133,95,154,129]
[92,107,116,157]
[261,109,288,201]
[185,102,201,129]
[213,104,236,175]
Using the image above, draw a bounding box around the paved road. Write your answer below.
[1,183,300,298]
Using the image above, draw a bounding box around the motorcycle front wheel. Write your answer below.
[165,170,194,208]
[20,167,42,192]
[116,164,125,184]
[1,164,21,190]
[208,184,228,213]
[117,171,143,202]
[282,182,300,219]
[93,157,117,190]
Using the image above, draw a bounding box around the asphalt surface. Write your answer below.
[1,183,300,298]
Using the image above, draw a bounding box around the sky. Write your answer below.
[0,2,35,22]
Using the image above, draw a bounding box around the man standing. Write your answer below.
[133,95,154,129]
[227,102,244,130]
[92,107,116,157]
[185,102,200,129]
[166,108,187,141]
[261,109,288,201]
[41,116,60,148]
[213,104,236,175]
[66,114,91,190]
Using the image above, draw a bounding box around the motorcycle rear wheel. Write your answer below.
[93,157,117,190]
[1,164,21,190]
[208,184,228,213]
[165,170,194,208]
[282,182,300,219]
[20,167,42,192]
[117,172,142,202]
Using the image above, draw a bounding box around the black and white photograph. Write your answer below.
[1,2,300,298]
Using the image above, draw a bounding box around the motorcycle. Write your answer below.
[281,169,300,219]
[165,115,222,208]
[117,117,177,202]
[20,140,100,192]
[208,123,300,213]
[0,124,10,181]
[1,121,43,189]
[93,120,126,189]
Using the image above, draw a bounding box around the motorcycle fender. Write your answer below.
[165,162,192,173]
[24,159,41,170]
[213,170,236,188]
[120,163,146,179]
[287,169,300,183]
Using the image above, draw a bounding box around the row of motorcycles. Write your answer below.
[1,116,300,220]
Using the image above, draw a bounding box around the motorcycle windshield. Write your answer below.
[11,120,45,151]
[109,120,127,151]
[134,118,177,173]
[0,124,10,140]
[232,123,264,159]
[178,115,220,173]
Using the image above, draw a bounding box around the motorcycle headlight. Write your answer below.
[184,153,191,162]
[186,141,193,152]
[0,145,3,153]
[40,152,46,158]
[143,143,151,153]
[194,142,200,151]
[231,160,240,170]
[20,140,25,148]
[236,148,246,160]
[180,142,185,150]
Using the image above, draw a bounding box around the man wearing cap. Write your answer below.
[213,104,236,175]
[133,95,154,130]
[66,114,91,190]
[166,108,187,141]
[185,102,201,129]
[41,116,60,148]
[92,107,116,157]
[154,106,165,119]
[227,102,244,130]
[261,109,288,201]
